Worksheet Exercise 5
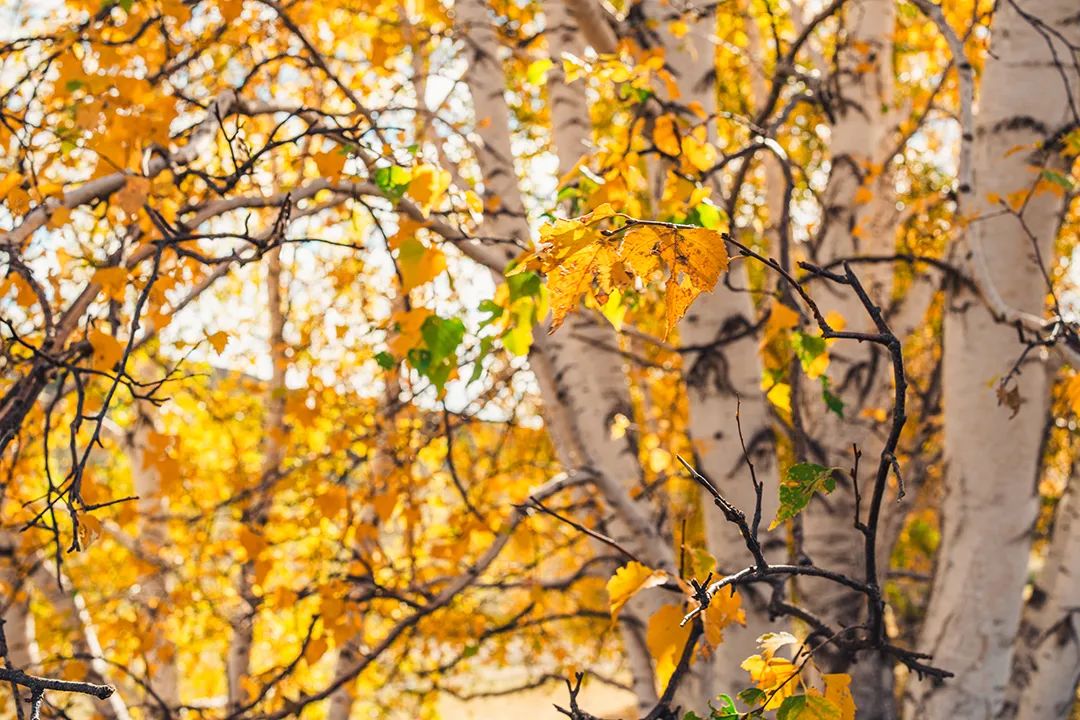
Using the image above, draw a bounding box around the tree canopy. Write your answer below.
[0,0,1078,719]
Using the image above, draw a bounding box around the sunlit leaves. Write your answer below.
[771,463,839,529]
[526,209,730,335]
[606,561,666,619]
[702,588,746,650]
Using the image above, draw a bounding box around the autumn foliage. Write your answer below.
[1,0,1079,719]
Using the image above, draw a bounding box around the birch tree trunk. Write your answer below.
[652,1,782,696]
[458,0,684,707]
[227,247,288,712]
[1005,474,1080,720]
[796,2,900,714]
[906,1,1079,716]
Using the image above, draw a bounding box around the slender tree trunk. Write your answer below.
[27,561,131,720]
[649,1,783,696]
[0,536,38,717]
[795,2,900,714]
[1005,474,1080,720]
[458,0,684,708]
[124,406,180,713]
[227,247,288,712]
[906,1,1078,716]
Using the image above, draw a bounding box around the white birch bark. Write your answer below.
[1005,476,1080,720]
[650,1,782,696]
[905,1,1079,716]
[457,0,679,707]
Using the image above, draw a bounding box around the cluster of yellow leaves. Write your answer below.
[740,632,856,719]
[519,204,729,335]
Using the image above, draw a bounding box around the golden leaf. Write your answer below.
[653,115,681,157]
[823,674,857,720]
[313,149,346,179]
[115,176,151,216]
[646,604,693,693]
[206,331,230,354]
[88,329,125,372]
[606,561,666,620]
[93,267,127,302]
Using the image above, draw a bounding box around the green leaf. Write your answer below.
[776,694,841,720]
[738,687,767,707]
[792,332,826,374]
[778,696,807,720]
[821,378,844,418]
[478,299,503,328]
[406,315,466,393]
[693,202,722,230]
[374,165,412,200]
[1041,169,1075,191]
[770,463,839,529]
[508,270,541,303]
[374,351,395,370]
[710,694,739,719]
[683,713,704,720]
[422,316,465,363]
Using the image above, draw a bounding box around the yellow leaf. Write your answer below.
[47,205,71,230]
[93,267,127,302]
[313,149,346,178]
[646,604,693,693]
[823,674,856,720]
[408,165,451,214]
[766,382,791,414]
[0,172,23,200]
[76,515,103,550]
[653,115,681,156]
[394,236,447,292]
[388,307,433,356]
[681,133,717,173]
[304,636,328,666]
[741,654,800,710]
[766,301,800,338]
[206,331,230,354]
[239,527,268,560]
[526,58,554,85]
[219,0,243,22]
[115,176,150,215]
[88,329,125,372]
[607,561,666,620]
[854,186,873,204]
[702,588,746,649]
[669,20,689,38]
